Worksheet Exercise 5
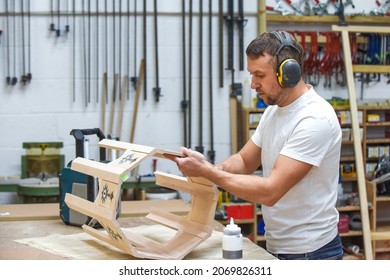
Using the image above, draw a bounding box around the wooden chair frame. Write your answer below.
[65,139,219,259]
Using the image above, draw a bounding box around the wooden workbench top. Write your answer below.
[0,199,191,221]
[0,201,276,260]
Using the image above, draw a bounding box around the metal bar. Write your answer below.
[218,0,223,88]
[181,0,188,147]
[188,0,193,148]
[143,0,147,101]
[195,0,204,155]
[153,0,161,102]
[208,0,215,164]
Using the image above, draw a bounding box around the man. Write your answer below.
[168,31,342,260]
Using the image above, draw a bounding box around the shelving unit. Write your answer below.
[241,104,390,258]
[367,181,390,259]
[243,3,390,258]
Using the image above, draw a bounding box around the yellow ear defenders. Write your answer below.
[272,31,302,88]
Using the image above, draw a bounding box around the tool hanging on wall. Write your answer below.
[118,0,122,98]
[108,74,119,144]
[82,0,88,106]
[218,0,224,88]
[72,0,76,102]
[126,0,131,99]
[208,0,215,164]
[110,0,119,119]
[188,0,193,148]
[5,0,10,85]
[56,0,61,37]
[21,0,28,84]
[87,0,92,103]
[225,0,243,153]
[50,0,56,32]
[130,0,138,91]
[195,0,204,154]
[302,31,320,86]
[101,72,107,135]
[237,0,247,71]
[26,0,32,82]
[130,59,145,143]
[116,75,129,141]
[112,0,117,98]
[143,0,147,101]
[225,0,242,98]
[335,0,348,26]
[95,0,99,103]
[225,0,234,75]
[104,0,108,105]
[11,0,17,86]
[153,0,162,102]
[181,0,189,147]
[65,0,70,33]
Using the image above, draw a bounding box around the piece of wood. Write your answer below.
[229,95,238,154]
[130,59,145,142]
[371,231,390,241]
[116,75,129,141]
[99,138,183,158]
[332,25,390,34]
[100,73,107,134]
[352,65,390,74]
[331,25,387,260]
[0,200,191,221]
[65,139,219,259]
[108,73,119,137]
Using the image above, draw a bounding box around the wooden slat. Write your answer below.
[332,24,390,34]
[146,208,211,239]
[71,157,126,184]
[371,231,390,241]
[330,24,390,260]
[352,65,390,74]
[267,15,390,24]
[0,200,191,221]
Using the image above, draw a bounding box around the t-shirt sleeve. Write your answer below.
[280,116,334,167]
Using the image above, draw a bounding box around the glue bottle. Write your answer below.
[222,218,243,259]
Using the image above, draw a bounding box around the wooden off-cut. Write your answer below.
[65,139,219,260]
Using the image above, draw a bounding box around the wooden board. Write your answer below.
[0,200,190,221]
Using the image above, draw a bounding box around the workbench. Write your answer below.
[0,176,164,203]
[0,201,276,260]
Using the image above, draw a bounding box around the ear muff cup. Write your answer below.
[272,31,302,88]
[277,58,302,88]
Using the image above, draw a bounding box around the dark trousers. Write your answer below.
[271,234,343,260]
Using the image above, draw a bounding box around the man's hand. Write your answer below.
[166,147,213,177]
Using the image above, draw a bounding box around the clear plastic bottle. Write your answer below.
[222,218,243,259]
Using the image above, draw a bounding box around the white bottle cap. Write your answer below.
[224,218,241,236]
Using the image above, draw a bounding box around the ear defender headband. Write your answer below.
[272,31,302,88]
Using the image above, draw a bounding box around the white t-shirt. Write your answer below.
[251,85,341,254]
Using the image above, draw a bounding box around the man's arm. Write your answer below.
[170,141,312,206]
[216,140,262,175]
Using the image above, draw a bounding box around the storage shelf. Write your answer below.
[366,122,390,127]
[340,156,355,161]
[340,230,363,237]
[266,14,390,24]
[377,196,390,202]
[337,205,361,212]
[366,139,390,144]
